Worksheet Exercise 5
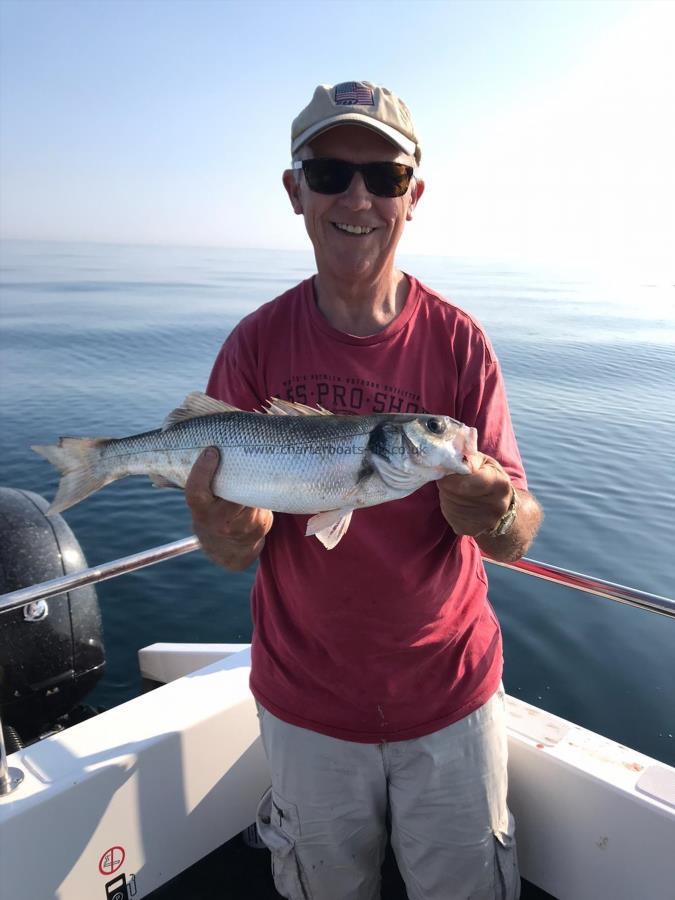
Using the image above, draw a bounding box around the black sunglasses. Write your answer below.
[292,158,414,198]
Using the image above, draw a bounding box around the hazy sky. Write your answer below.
[1,0,673,277]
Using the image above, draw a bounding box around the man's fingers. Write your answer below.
[439,454,510,500]
[182,445,273,571]
[185,447,221,508]
[226,507,273,542]
[440,454,491,494]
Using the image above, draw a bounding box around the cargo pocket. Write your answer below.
[493,811,520,899]
[256,786,312,900]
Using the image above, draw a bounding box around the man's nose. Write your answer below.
[341,171,372,209]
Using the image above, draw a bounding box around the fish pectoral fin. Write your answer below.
[162,392,241,431]
[306,507,354,549]
[149,473,184,490]
[370,454,426,491]
[263,398,333,417]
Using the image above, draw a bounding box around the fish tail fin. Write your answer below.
[31,436,117,515]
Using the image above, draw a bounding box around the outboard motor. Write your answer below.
[0,487,105,744]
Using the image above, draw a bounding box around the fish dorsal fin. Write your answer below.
[162,391,241,431]
[306,507,354,549]
[263,398,333,417]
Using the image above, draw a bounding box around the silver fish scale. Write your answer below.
[182,412,380,448]
[102,412,379,454]
[98,413,394,515]
[206,413,386,513]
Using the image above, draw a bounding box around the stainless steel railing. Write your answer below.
[0,535,673,618]
[0,535,199,795]
[0,536,201,615]
[0,723,23,796]
[485,557,675,618]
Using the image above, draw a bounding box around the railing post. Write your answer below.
[0,713,24,796]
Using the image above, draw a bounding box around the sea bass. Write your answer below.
[32,392,477,549]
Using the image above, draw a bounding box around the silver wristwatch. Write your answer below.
[489,487,518,537]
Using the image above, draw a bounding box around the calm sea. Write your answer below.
[1,239,673,766]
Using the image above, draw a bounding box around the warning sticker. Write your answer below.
[99,846,125,876]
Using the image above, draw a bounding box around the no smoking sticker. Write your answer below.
[99,846,125,876]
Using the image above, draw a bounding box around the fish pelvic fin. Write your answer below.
[31,437,116,515]
[306,507,354,549]
[163,392,241,431]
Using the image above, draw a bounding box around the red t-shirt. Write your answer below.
[207,274,527,742]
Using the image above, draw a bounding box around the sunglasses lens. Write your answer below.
[363,163,413,198]
[302,159,353,194]
[301,160,413,198]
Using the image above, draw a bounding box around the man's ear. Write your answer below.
[406,177,425,221]
[282,170,304,215]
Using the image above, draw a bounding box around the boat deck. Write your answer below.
[150,833,555,899]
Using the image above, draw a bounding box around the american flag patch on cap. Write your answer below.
[334,81,374,106]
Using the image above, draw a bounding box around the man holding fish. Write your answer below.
[187,82,543,900]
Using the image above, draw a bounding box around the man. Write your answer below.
[186,81,542,900]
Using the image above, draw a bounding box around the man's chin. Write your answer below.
[317,248,384,281]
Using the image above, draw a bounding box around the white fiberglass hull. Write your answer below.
[0,643,673,900]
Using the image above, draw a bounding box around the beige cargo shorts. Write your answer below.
[255,686,519,900]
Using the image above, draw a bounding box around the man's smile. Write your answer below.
[331,222,376,236]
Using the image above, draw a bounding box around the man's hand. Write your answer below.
[186,447,273,572]
[437,452,542,562]
[437,452,512,537]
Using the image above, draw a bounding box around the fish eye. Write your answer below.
[426,418,446,435]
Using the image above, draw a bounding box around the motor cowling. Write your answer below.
[0,487,105,741]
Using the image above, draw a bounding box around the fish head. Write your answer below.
[367,414,477,493]
[400,415,477,476]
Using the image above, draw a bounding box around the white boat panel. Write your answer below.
[1,644,674,900]
[507,698,675,900]
[636,764,675,809]
[505,696,570,746]
[0,646,269,900]
[138,641,248,684]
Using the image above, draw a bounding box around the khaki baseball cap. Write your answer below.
[291,81,421,165]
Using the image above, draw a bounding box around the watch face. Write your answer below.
[496,509,516,535]
[487,488,517,537]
